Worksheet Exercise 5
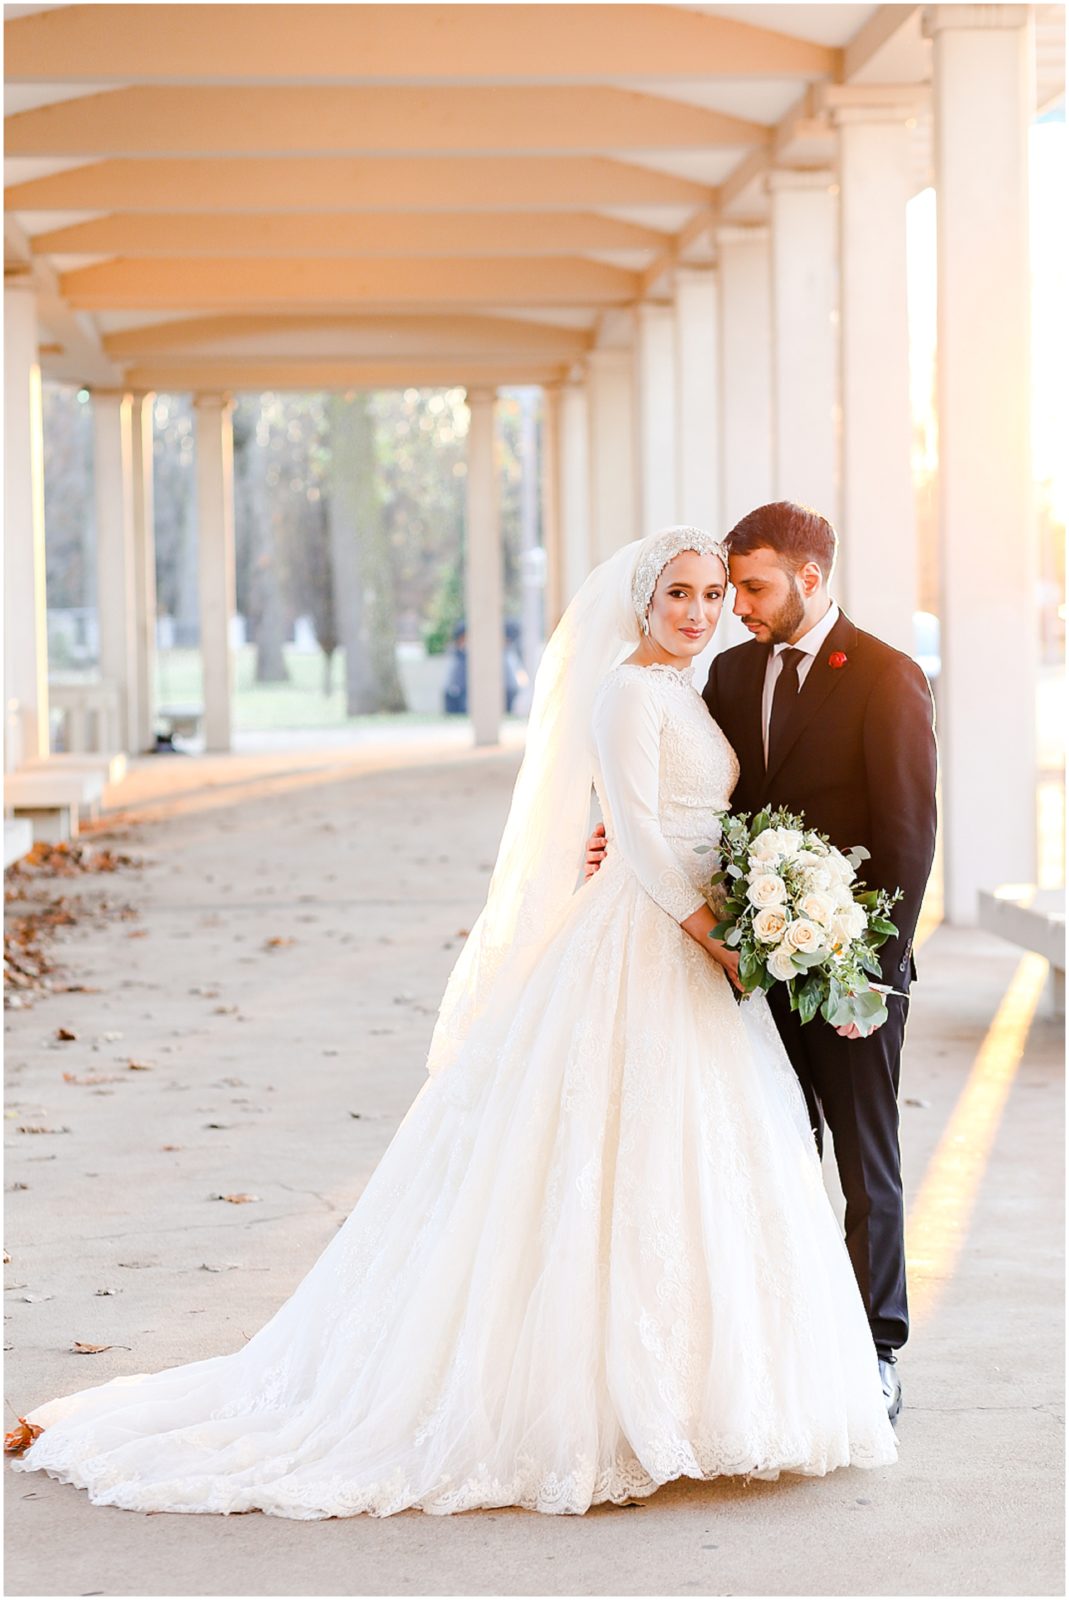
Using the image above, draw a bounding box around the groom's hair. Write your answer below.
[726,501,837,582]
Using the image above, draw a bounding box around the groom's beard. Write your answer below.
[763,583,807,644]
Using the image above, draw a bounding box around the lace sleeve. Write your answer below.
[593,672,707,924]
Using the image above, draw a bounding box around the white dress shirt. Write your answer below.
[761,601,841,764]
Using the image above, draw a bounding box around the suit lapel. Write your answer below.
[762,612,857,793]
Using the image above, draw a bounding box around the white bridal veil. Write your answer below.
[426,526,727,1079]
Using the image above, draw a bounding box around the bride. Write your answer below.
[13,527,897,1518]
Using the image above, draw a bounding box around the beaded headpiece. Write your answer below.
[630,525,729,624]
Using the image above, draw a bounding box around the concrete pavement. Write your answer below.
[3,738,1064,1597]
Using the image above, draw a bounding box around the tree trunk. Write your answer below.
[245,407,290,684]
[328,393,406,715]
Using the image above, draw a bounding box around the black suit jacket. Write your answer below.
[703,611,938,987]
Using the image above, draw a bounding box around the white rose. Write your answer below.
[795,849,822,867]
[776,827,804,857]
[784,917,825,954]
[827,848,857,885]
[747,872,788,909]
[748,828,783,866]
[799,891,835,927]
[752,906,788,944]
[828,904,866,949]
[802,865,832,894]
[767,944,799,982]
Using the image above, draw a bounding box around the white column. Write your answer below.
[924,4,1036,921]
[559,378,590,604]
[464,386,502,747]
[717,226,774,529]
[674,266,721,533]
[767,169,840,522]
[586,348,637,564]
[3,279,49,768]
[93,389,140,752]
[633,302,678,532]
[130,391,158,752]
[194,393,236,754]
[836,105,918,651]
[539,384,564,632]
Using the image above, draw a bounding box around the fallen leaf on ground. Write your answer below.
[263,936,296,950]
[161,1144,183,1152]
[127,1060,154,1071]
[71,1341,127,1354]
[127,929,149,939]
[17,1126,70,1136]
[55,1027,77,1042]
[4,1418,43,1454]
[63,1071,124,1086]
[199,1262,239,1272]
[211,1192,260,1204]
[94,1288,119,1296]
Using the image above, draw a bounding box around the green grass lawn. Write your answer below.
[155,646,448,732]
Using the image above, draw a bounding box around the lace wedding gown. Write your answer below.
[14,662,896,1517]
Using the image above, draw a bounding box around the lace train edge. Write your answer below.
[12,1427,898,1519]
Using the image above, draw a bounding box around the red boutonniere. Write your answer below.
[828,650,848,670]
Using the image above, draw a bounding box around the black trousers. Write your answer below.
[767,986,910,1355]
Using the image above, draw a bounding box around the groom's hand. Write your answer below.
[584,822,607,881]
[835,1019,885,1040]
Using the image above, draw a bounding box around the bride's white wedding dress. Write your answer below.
[14,661,896,1517]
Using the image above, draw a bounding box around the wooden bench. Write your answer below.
[978,884,1066,1018]
[4,767,106,842]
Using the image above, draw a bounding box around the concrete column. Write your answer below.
[130,391,158,752]
[674,266,721,533]
[92,388,139,752]
[194,393,236,754]
[464,386,502,746]
[539,384,564,631]
[835,103,919,652]
[3,279,49,768]
[767,169,840,522]
[633,302,678,532]
[716,226,774,529]
[924,4,1036,921]
[587,348,637,564]
[559,379,590,604]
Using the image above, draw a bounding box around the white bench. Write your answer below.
[157,705,204,741]
[3,818,34,869]
[21,750,127,786]
[48,679,121,754]
[4,767,106,842]
[978,884,1066,1018]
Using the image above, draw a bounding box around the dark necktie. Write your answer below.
[767,647,805,772]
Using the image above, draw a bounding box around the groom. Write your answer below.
[586,501,938,1422]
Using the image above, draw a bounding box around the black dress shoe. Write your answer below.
[879,1357,902,1425]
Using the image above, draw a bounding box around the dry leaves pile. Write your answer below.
[5,838,143,1008]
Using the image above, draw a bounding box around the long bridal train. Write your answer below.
[13,660,896,1518]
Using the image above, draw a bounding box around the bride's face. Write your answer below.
[647,551,727,658]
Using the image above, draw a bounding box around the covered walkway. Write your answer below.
[4,3,1065,922]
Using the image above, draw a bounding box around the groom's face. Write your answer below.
[728,547,807,644]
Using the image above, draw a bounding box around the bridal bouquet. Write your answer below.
[698,807,902,1031]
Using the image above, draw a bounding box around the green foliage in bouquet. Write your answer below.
[696,806,903,1031]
